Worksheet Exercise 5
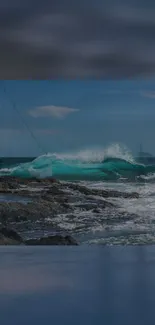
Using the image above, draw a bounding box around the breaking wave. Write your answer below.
[1,144,155,181]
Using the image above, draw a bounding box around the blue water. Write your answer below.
[0,246,155,325]
[1,145,155,181]
[0,194,31,203]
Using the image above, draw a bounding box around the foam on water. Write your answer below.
[0,143,155,182]
[1,143,155,244]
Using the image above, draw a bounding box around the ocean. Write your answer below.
[1,144,155,245]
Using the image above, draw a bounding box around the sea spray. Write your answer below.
[0,143,155,181]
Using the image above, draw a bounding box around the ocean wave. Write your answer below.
[1,143,155,181]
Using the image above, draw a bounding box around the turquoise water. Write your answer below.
[0,149,155,181]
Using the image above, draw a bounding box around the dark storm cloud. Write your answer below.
[1,0,155,78]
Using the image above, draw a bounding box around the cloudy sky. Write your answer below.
[1,80,155,156]
[1,1,155,156]
[0,0,155,78]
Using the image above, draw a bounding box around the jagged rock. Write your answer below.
[65,182,139,199]
[0,227,23,242]
[0,227,78,246]
[0,237,22,245]
[0,227,23,245]
[0,176,140,243]
[25,235,78,246]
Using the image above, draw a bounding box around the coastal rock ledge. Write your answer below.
[0,227,78,246]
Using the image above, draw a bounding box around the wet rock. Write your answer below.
[25,235,78,246]
[0,227,23,241]
[0,183,16,193]
[0,226,78,245]
[45,186,63,196]
[0,237,21,245]
[0,200,63,224]
[92,208,101,213]
[0,227,23,245]
[0,176,139,242]
[0,176,59,193]
[45,177,59,184]
[65,183,139,199]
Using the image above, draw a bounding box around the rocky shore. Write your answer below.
[0,176,140,245]
[0,227,78,245]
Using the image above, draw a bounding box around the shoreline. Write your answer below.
[0,176,141,245]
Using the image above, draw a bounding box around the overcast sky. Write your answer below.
[0,0,155,78]
[0,2,155,156]
[0,80,155,156]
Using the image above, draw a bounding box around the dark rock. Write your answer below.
[0,237,22,245]
[65,183,139,199]
[92,208,101,213]
[46,186,64,195]
[0,226,78,246]
[25,235,78,246]
[45,177,59,184]
[0,227,23,242]
[0,227,23,245]
[0,176,140,244]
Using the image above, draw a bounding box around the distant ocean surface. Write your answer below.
[0,157,35,168]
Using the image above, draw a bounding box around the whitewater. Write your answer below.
[1,143,155,245]
[1,143,155,181]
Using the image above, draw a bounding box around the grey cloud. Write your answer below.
[29,105,79,118]
[0,0,155,78]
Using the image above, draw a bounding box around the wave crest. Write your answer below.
[0,143,155,181]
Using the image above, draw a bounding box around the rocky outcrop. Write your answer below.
[0,176,139,199]
[0,227,78,246]
[63,182,139,199]
[0,177,140,242]
[25,235,78,246]
[0,237,21,245]
[0,227,23,245]
[0,227,23,241]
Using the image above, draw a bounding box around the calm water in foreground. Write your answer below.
[1,246,155,325]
